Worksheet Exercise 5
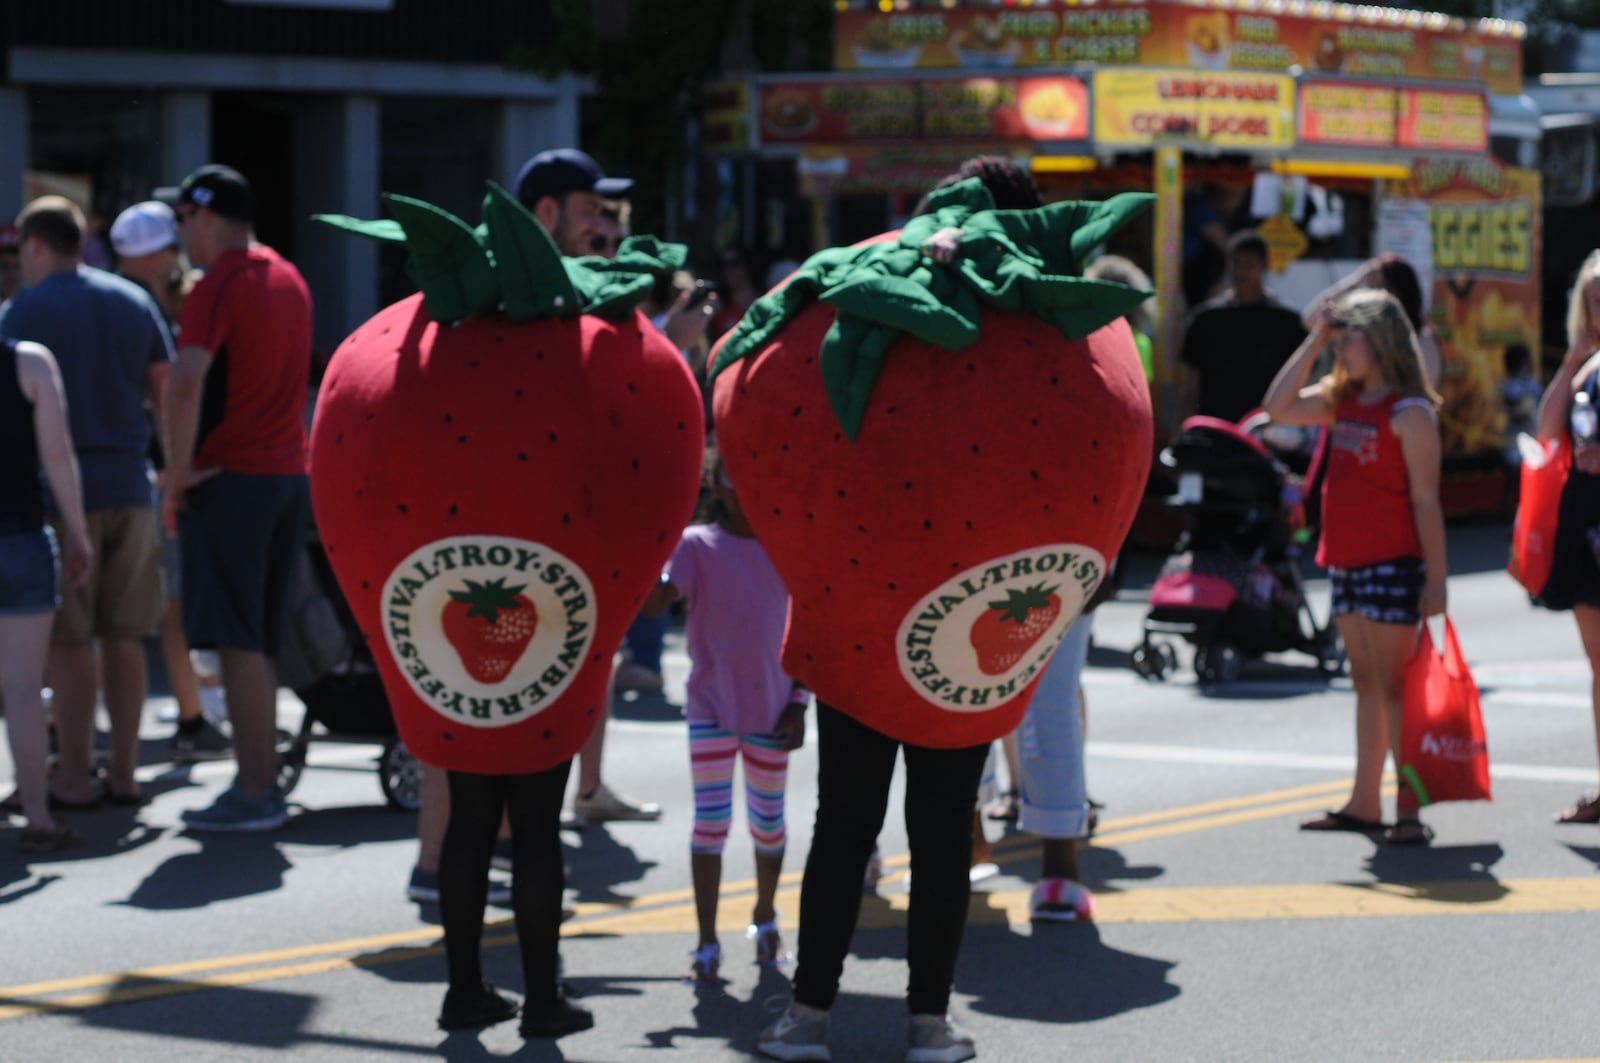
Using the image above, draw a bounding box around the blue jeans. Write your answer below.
[624,610,665,673]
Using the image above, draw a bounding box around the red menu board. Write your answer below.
[834,4,1523,97]
[758,76,1089,144]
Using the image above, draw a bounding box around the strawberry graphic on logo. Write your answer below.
[442,578,538,683]
[970,584,1062,675]
[709,182,1153,748]
[308,184,704,774]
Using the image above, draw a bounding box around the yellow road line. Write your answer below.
[0,774,1421,1021]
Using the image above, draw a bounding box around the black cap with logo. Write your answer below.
[155,164,255,222]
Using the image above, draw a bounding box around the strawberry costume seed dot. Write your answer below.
[396,504,408,514]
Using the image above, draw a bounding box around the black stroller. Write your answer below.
[1131,415,1344,684]
[272,525,422,810]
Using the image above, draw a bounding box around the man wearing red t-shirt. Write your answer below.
[159,165,313,832]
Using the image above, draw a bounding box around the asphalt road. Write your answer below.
[1,520,1598,1062]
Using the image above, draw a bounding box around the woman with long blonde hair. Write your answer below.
[1532,250,1600,824]
[1263,289,1448,845]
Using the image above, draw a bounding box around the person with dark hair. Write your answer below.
[512,148,662,824]
[1301,253,1442,387]
[1,195,174,809]
[1179,228,1308,423]
[910,154,1042,215]
[160,165,314,831]
[641,452,807,984]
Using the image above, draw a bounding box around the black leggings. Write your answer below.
[441,761,571,1002]
[793,704,990,1016]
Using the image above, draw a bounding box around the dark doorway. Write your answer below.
[211,92,297,260]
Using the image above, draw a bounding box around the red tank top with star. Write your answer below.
[1316,392,1427,568]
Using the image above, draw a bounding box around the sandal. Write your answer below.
[684,942,721,984]
[18,823,81,853]
[1555,792,1600,824]
[984,790,1020,823]
[1300,810,1387,834]
[1029,878,1095,923]
[1384,819,1434,846]
[747,911,790,967]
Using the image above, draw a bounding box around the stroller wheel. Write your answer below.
[1157,641,1179,675]
[1315,628,1347,676]
[1196,642,1243,684]
[1131,643,1165,681]
[379,739,423,811]
[276,728,308,798]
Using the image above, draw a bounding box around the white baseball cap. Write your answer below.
[110,201,180,258]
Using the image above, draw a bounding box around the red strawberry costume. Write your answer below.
[308,185,705,775]
[710,182,1154,749]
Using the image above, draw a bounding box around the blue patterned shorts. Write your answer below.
[1328,556,1425,625]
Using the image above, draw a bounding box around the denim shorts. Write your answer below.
[0,526,59,617]
[1328,557,1426,625]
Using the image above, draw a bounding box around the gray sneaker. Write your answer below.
[573,783,661,822]
[170,717,233,763]
[407,867,513,906]
[181,785,289,832]
[758,1004,831,1062]
[907,1014,976,1063]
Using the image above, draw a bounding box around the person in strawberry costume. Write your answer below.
[711,178,1155,1062]
[309,184,705,1037]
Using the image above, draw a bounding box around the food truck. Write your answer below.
[734,0,1540,517]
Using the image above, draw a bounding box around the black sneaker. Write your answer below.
[438,981,519,1031]
[519,995,593,1038]
[170,718,233,763]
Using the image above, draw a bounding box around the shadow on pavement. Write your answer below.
[563,827,656,905]
[638,962,793,1056]
[958,912,1179,1023]
[70,980,446,1057]
[1565,842,1600,870]
[119,834,293,910]
[1362,842,1506,895]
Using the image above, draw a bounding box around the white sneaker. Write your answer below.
[907,1013,976,1063]
[758,1004,831,1061]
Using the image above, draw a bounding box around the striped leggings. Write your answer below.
[689,721,789,857]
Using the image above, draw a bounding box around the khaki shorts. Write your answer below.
[52,506,164,643]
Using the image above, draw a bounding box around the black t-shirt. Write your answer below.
[1180,294,1308,424]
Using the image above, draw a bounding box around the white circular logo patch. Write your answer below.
[895,544,1106,713]
[380,535,598,728]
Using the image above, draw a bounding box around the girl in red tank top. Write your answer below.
[1262,288,1447,846]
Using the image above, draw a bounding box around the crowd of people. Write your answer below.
[2,149,1599,1063]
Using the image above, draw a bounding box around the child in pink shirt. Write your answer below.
[644,455,808,983]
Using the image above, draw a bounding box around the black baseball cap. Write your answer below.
[155,164,255,222]
[514,148,633,208]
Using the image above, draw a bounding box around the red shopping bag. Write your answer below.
[1508,435,1569,596]
[1398,618,1491,806]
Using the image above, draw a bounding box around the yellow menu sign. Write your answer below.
[1093,69,1295,149]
